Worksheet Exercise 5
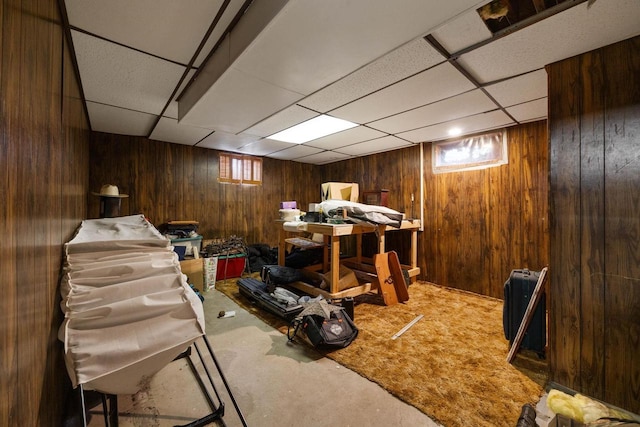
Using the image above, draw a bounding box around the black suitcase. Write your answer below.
[503,269,546,357]
[237,277,303,321]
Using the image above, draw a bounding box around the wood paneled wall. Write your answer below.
[323,121,549,299]
[430,122,549,298]
[89,133,323,245]
[0,0,91,425]
[91,122,548,301]
[548,35,640,413]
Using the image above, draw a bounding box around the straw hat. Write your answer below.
[92,184,129,198]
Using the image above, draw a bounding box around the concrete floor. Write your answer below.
[87,286,441,427]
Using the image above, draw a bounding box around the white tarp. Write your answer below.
[59,215,205,394]
[319,199,404,227]
[64,214,169,254]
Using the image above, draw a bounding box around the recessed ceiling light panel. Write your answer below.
[267,114,358,144]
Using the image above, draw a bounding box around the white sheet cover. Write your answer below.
[59,215,205,394]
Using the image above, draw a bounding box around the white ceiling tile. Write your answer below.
[72,31,185,115]
[335,136,414,156]
[234,0,486,96]
[65,0,225,65]
[299,38,446,113]
[197,131,260,151]
[266,145,324,161]
[179,67,303,133]
[193,0,248,67]
[368,89,497,134]
[149,117,214,146]
[430,7,492,54]
[65,0,639,163]
[302,126,387,151]
[398,110,514,143]
[457,0,640,83]
[235,139,295,156]
[330,62,476,124]
[241,105,318,138]
[295,151,353,165]
[506,98,548,123]
[484,69,548,107]
[86,102,156,136]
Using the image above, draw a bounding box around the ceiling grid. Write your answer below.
[62,0,640,164]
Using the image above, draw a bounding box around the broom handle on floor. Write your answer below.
[391,314,424,340]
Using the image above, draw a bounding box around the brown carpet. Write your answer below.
[213,276,548,427]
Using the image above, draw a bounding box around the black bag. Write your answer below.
[237,278,303,321]
[261,265,303,292]
[288,308,358,349]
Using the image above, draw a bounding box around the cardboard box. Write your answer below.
[323,265,359,291]
[321,182,359,202]
[180,258,204,292]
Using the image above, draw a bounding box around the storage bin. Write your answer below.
[216,254,246,280]
[171,236,203,259]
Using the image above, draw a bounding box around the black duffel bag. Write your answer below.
[261,265,303,292]
[288,307,358,349]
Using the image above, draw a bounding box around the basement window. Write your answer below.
[477,0,572,35]
[219,153,262,185]
[432,130,508,174]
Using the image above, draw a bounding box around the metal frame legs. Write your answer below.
[78,335,247,427]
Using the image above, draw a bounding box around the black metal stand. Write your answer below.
[98,196,122,218]
[79,335,248,427]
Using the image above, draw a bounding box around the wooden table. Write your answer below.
[277,219,420,299]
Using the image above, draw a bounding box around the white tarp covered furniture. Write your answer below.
[59,214,206,395]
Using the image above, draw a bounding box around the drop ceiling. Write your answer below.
[62,0,640,165]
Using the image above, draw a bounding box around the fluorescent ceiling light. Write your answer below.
[267,115,358,144]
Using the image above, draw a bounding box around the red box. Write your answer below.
[215,255,246,280]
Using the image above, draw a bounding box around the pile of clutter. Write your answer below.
[202,235,247,258]
[245,243,278,273]
[161,221,200,240]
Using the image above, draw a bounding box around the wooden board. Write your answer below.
[373,252,399,305]
[388,251,409,303]
[285,280,373,300]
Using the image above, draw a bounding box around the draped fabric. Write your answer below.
[59,215,205,394]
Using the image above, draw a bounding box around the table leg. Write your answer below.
[411,229,418,268]
[330,236,340,294]
[323,235,329,272]
[377,224,386,254]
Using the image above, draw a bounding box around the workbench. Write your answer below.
[277,219,420,300]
